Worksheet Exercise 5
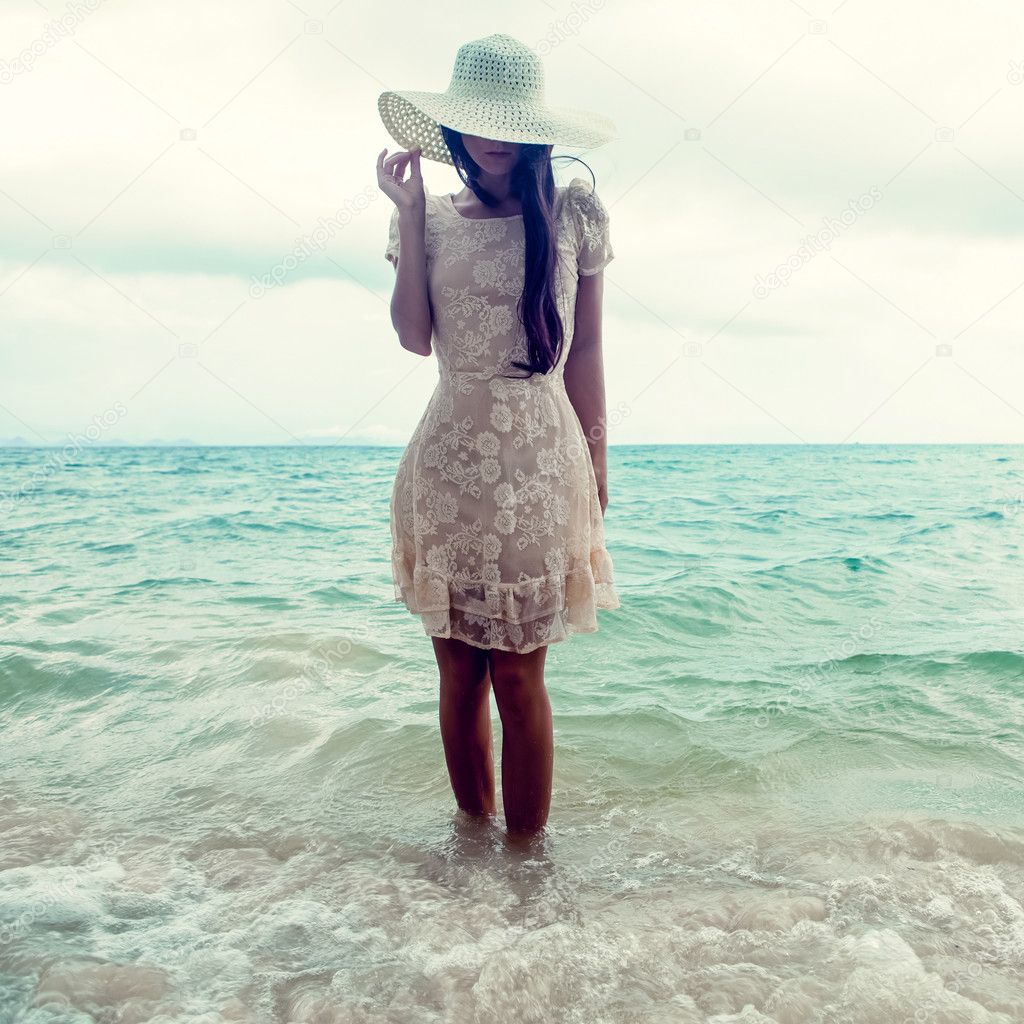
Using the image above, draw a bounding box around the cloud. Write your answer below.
[2,0,1023,443]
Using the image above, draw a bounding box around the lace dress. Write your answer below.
[384,177,620,653]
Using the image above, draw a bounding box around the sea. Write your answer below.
[1,443,1022,1023]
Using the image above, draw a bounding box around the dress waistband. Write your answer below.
[439,367,564,386]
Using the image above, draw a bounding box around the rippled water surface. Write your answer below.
[2,444,1023,1023]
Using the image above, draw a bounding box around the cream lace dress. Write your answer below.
[384,177,620,653]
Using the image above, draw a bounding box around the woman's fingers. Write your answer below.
[376,147,424,202]
[379,146,422,167]
[377,149,401,187]
[392,153,413,186]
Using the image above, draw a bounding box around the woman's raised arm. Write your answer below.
[377,147,432,356]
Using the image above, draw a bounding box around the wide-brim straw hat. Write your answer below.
[378,33,617,166]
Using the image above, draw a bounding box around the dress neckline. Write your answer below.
[444,193,523,222]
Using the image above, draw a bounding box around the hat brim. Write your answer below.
[378,90,617,166]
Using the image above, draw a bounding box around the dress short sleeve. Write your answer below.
[384,205,400,267]
[567,176,614,276]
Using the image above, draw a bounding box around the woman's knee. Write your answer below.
[433,637,489,695]
[489,653,547,718]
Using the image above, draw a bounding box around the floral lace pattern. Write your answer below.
[385,178,618,653]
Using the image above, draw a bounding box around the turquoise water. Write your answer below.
[2,443,1023,1022]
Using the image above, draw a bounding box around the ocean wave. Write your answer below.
[817,649,1024,679]
[3,793,1023,1023]
[112,575,217,594]
[751,552,891,577]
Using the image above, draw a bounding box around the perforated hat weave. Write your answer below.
[378,33,617,166]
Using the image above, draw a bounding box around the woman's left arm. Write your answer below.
[563,270,610,514]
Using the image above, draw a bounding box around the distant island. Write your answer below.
[0,436,407,447]
[0,437,202,447]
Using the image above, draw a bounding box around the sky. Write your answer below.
[2,0,1023,445]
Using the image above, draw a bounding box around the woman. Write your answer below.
[374,34,620,843]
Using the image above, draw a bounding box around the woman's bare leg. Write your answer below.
[431,636,496,818]
[488,644,552,838]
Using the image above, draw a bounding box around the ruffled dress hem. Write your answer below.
[391,545,620,654]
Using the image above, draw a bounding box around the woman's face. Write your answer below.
[460,133,523,175]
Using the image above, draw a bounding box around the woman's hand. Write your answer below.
[377,147,426,213]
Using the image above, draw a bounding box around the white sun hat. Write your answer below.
[378,33,617,166]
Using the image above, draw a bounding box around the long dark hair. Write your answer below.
[440,127,593,379]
